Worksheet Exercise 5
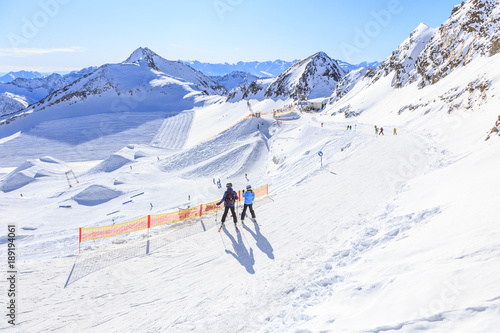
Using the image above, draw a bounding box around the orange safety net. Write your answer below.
[253,184,268,198]
[79,184,269,244]
[80,216,148,242]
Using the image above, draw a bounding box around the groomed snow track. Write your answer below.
[150,111,194,149]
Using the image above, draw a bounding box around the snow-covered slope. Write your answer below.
[0,74,72,102]
[414,0,500,87]
[0,92,29,118]
[3,66,500,331]
[229,51,345,101]
[371,23,437,88]
[63,66,98,83]
[330,67,372,103]
[0,47,227,138]
[371,0,500,89]
[331,0,500,103]
[2,0,500,331]
[0,68,97,117]
[337,60,381,73]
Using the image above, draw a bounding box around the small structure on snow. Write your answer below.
[307,97,329,111]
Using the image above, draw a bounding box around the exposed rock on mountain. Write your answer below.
[228,52,345,101]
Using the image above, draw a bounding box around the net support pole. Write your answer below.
[147,215,151,235]
[79,228,82,253]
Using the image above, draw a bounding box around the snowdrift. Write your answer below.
[0,156,71,192]
[88,154,134,174]
[72,185,123,206]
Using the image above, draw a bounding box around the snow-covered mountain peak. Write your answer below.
[228,51,345,101]
[0,70,44,83]
[123,47,163,71]
[0,48,228,135]
[124,47,158,63]
[370,22,437,88]
[413,22,431,34]
[266,51,345,99]
[363,0,500,90]
[413,0,500,87]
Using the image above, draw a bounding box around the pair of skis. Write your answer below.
[218,218,257,232]
[218,223,239,233]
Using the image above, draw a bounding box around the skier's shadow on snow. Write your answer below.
[223,226,255,274]
[243,222,274,260]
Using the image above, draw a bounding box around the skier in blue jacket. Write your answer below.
[241,185,256,222]
[217,183,239,227]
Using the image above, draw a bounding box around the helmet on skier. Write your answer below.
[226,183,232,188]
[246,185,252,190]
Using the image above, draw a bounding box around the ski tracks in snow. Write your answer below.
[150,111,194,149]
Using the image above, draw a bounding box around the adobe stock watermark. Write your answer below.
[384,109,472,191]
[71,86,149,160]
[410,277,466,321]
[340,0,403,63]
[213,0,244,20]
[7,0,71,50]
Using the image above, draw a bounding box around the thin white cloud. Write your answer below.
[0,46,83,57]
[0,65,84,73]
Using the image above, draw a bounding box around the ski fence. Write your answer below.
[78,184,269,252]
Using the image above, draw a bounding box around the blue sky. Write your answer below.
[0,0,462,73]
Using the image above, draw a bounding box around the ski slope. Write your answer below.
[0,112,167,167]
[150,112,194,149]
[1,56,500,332]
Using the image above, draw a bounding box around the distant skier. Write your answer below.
[241,185,256,223]
[393,128,397,135]
[217,183,239,228]
[375,125,378,135]
[379,127,384,135]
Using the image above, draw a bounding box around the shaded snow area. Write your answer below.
[2,51,500,333]
[72,185,123,206]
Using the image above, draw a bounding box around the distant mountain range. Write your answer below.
[0,67,97,119]
[182,60,294,78]
[0,71,44,83]
[210,71,260,91]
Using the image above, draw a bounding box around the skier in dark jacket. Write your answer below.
[217,183,239,226]
[241,185,256,222]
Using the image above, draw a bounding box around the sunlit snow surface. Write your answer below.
[1,57,500,333]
